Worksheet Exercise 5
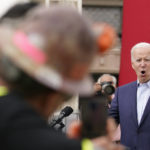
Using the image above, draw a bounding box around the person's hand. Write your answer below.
[92,136,124,150]
[94,83,101,92]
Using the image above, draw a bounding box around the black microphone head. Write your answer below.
[61,106,73,117]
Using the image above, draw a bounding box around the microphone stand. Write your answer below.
[53,121,65,131]
[57,122,65,130]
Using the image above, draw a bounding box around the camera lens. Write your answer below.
[103,84,115,95]
[101,82,115,95]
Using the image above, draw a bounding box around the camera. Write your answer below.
[100,81,115,95]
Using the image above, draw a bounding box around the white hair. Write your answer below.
[97,74,117,86]
[131,42,150,61]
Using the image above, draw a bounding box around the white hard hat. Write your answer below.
[0,5,97,96]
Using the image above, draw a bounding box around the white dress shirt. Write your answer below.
[137,80,150,124]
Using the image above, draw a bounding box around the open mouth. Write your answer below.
[141,71,146,75]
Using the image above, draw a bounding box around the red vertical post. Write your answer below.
[119,0,150,85]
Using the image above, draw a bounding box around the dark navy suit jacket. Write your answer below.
[109,81,150,150]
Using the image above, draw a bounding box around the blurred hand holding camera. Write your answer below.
[95,74,117,96]
[93,74,117,109]
[94,82,115,96]
[94,83,102,93]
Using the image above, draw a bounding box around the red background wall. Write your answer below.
[119,0,150,85]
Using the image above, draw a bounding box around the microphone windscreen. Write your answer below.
[61,106,73,117]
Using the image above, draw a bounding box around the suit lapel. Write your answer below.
[130,81,138,127]
[139,96,150,127]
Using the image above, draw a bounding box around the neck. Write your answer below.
[26,93,64,120]
[26,94,50,120]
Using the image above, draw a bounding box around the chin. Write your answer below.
[142,79,149,83]
[139,79,146,83]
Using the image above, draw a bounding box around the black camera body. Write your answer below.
[100,81,115,95]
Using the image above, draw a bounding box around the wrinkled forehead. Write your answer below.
[132,44,150,53]
[132,47,150,57]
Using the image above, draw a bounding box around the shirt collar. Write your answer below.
[137,80,150,88]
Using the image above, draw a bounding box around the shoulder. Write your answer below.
[0,92,47,131]
[118,81,137,90]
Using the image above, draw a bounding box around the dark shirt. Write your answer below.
[0,92,81,150]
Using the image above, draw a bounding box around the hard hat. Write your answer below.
[0,5,97,96]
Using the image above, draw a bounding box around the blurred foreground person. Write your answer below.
[0,5,124,150]
[0,1,38,96]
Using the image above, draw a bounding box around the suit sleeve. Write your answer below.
[108,87,120,124]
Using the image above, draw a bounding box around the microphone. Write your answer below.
[49,106,73,128]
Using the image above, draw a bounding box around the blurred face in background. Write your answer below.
[100,75,116,89]
[94,74,116,103]
[132,46,150,83]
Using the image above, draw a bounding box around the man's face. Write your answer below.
[100,75,116,88]
[132,47,150,83]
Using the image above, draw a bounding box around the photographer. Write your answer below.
[94,74,121,143]
[94,74,117,108]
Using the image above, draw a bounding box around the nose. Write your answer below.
[140,60,146,67]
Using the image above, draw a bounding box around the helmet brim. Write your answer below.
[0,26,94,96]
